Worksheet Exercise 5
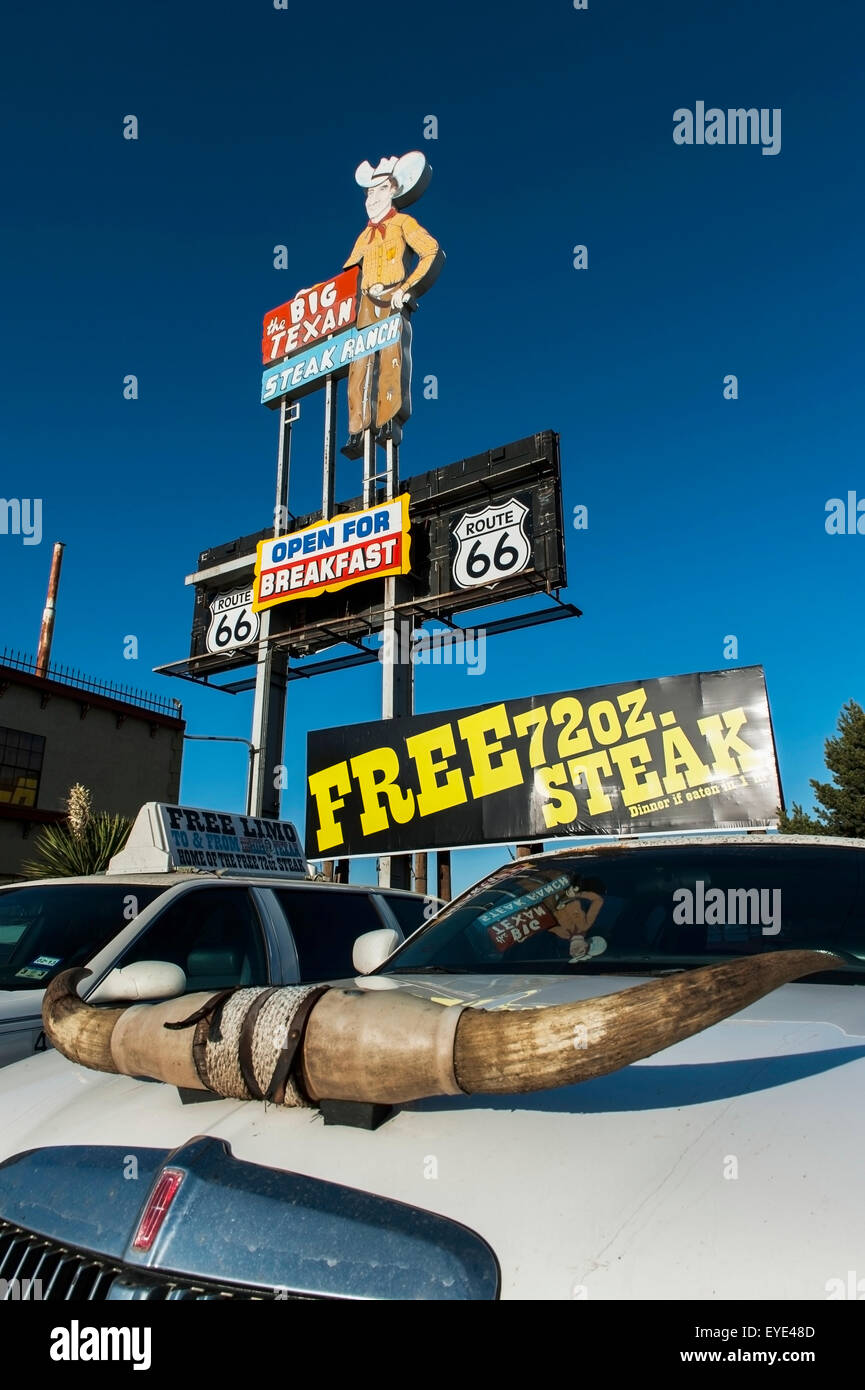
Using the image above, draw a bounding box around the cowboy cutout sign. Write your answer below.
[341,151,444,459]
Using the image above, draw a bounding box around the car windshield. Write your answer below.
[382,845,865,981]
[0,883,166,990]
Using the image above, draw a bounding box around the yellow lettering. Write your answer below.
[617,686,656,738]
[350,747,415,835]
[608,738,664,805]
[697,707,760,775]
[405,723,467,816]
[457,703,522,799]
[587,698,622,745]
[566,751,613,815]
[661,726,710,793]
[307,761,351,852]
[538,762,578,827]
[512,705,549,767]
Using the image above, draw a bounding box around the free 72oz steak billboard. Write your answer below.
[305,666,781,857]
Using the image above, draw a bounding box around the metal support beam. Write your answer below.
[248,400,292,818]
[274,398,293,533]
[437,851,451,902]
[247,620,288,819]
[156,599,579,692]
[322,379,337,521]
[377,435,413,890]
[413,851,428,898]
[384,433,399,499]
[362,428,376,508]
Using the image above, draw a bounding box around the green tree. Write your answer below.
[777,700,865,838]
[776,801,823,835]
[23,783,132,877]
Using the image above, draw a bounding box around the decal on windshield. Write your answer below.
[488,902,558,952]
[484,874,608,959]
[15,966,50,980]
[478,874,571,928]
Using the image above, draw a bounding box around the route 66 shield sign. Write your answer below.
[206,587,260,655]
[451,495,532,590]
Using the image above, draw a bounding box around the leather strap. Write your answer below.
[264,986,330,1105]
[164,987,239,1032]
[236,987,280,1100]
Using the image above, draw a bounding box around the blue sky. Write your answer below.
[2,0,861,893]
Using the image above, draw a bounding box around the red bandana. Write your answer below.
[366,207,397,241]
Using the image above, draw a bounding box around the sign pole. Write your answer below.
[362,427,375,508]
[378,430,413,890]
[322,379,337,521]
[414,851,427,897]
[247,399,292,818]
[437,851,451,902]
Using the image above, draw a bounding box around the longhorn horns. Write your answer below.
[42,950,841,1108]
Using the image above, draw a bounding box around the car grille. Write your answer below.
[0,1220,306,1301]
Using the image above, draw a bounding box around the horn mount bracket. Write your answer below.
[319,1099,396,1131]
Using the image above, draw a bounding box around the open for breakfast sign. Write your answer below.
[253,495,411,611]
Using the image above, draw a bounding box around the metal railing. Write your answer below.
[0,648,182,718]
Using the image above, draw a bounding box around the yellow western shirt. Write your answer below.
[344,212,440,295]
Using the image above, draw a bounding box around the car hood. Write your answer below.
[1,971,863,1300]
[0,988,44,1020]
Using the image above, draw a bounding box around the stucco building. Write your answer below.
[0,651,185,882]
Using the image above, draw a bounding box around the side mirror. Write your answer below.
[87,961,187,1004]
[352,928,401,976]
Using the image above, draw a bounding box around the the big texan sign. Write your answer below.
[305,666,781,856]
[260,150,443,458]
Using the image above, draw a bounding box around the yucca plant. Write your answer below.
[23,784,132,878]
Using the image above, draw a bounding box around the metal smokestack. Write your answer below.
[36,542,65,677]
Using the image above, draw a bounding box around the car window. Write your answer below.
[0,883,166,990]
[275,889,383,982]
[383,846,865,979]
[119,887,268,991]
[382,893,431,937]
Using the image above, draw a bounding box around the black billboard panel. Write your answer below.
[305,667,781,857]
[186,432,566,673]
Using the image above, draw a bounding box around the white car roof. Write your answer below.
[0,873,433,896]
[529,833,865,858]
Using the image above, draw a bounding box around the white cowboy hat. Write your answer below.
[354,151,432,208]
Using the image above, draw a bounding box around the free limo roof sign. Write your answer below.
[107,803,308,877]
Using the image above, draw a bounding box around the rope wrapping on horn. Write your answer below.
[187,984,331,1106]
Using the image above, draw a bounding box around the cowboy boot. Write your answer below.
[375,418,402,449]
[341,432,365,460]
